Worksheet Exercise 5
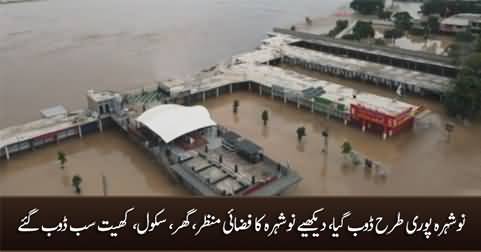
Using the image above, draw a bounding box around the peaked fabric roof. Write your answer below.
[136,104,216,143]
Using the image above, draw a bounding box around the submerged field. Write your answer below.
[2,90,481,196]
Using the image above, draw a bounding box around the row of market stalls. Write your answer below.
[279,46,453,97]
[152,57,419,140]
[273,28,458,78]
[237,64,419,139]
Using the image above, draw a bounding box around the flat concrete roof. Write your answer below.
[281,45,453,93]
[87,90,118,103]
[0,111,97,149]
[273,28,457,68]
[442,13,481,26]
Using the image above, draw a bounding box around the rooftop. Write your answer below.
[87,90,119,103]
[273,28,457,69]
[280,45,453,93]
[136,104,217,143]
[0,110,97,149]
[441,13,481,26]
[40,105,68,119]
[168,128,301,196]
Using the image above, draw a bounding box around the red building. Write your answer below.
[350,103,416,139]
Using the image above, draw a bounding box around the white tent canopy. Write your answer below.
[136,104,216,143]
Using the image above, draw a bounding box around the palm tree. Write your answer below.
[261,110,269,126]
[72,175,82,194]
[57,151,67,169]
[296,127,306,142]
[233,100,240,114]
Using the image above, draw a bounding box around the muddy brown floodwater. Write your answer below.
[0,130,188,196]
[2,89,481,196]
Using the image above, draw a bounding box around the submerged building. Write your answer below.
[130,104,301,196]
[440,13,481,33]
[1,31,444,195]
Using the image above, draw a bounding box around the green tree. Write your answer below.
[233,100,240,114]
[261,110,269,126]
[444,53,481,119]
[57,151,67,169]
[393,12,413,31]
[352,21,375,40]
[296,127,306,142]
[350,0,384,15]
[426,16,440,34]
[456,31,475,43]
[328,20,349,37]
[72,175,83,194]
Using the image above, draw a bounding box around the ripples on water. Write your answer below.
[0,0,348,128]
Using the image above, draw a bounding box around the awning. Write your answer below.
[136,104,216,143]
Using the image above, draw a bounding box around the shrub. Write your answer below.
[384,29,404,39]
[456,31,475,42]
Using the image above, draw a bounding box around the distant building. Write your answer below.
[440,13,481,33]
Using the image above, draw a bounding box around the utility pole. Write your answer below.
[321,129,329,177]
[102,173,108,196]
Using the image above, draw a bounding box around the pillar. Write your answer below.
[271,88,274,99]
[283,93,287,104]
[229,84,233,94]
[248,82,252,91]
[311,100,314,113]
[202,92,206,102]
[98,119,104,133]
[5,146,10,160]
[259,86,262,96]
[344,119,348,126]
[382,129,387,140]
[78,125,83,138]
[296,97,300,109]
[216,88,219,97]
[362,122,366,133]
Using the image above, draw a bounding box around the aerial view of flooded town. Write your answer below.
[1,0,481,197]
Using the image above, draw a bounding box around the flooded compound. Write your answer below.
[0,129,188,196]
[202,91,481,196]
[2,90,481,196]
